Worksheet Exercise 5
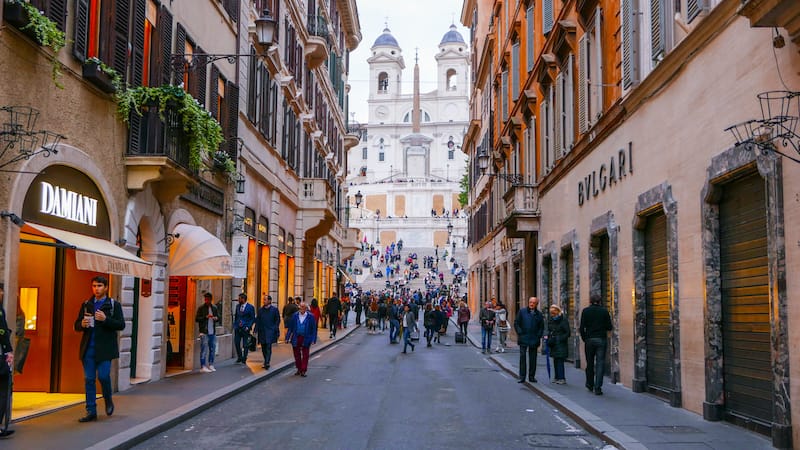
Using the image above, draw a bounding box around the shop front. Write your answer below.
[13,165,151,396]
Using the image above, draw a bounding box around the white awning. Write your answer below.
[26,222,153,279]
[168,223,233,279]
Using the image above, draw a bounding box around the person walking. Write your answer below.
[433,304,446,344]
[423,303,437,347]
[377,300,388,333]
[402,304,418,354]
[354,295,363,325]
[285,300,317,377]
[309,298,321,326]
[479,300,496,354]
[326,294,341,339]
[255,294,281,370]
[195,292,219,373]
[579,293,613,395]
[74,276,125,422]
[340,298,350,328]
[514,297,544,383]
[388,299,401,344]
[0,283,15,436]
[494,302,510,353]
[282,297,298,328]
[456,301,470,338]
[547,304,570,384]
[233,293,256,364]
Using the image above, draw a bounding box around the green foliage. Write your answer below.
[13,0,67,88]
[458,163,469,207]
[85,57,122,91]
[212,150,236,176]
[116,85,224,171]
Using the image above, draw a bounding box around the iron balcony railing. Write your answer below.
[127,105,191,170]
[307,14,329,40]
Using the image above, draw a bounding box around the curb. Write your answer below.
[87,325,360,450]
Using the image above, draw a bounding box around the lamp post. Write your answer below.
[476,150,523,184]
[446,220,453,245]
[354,190,363,219]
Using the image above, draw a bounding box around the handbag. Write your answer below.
[248,334,257,352]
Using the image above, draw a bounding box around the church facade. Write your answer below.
[347,26,470,249]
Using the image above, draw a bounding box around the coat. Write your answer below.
[74,297,125,362]
[457,306,471,324]
[195,303,219,335]
[327,297,341,317]
[255,305,281,345]
[285,312,317,347]
[547,314,570,359]
[514,307,544,348]
[0,305,12,356]
[234,302,256,331]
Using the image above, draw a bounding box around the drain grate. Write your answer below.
[650,425,703,434]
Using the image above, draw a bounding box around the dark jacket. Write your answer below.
[285,312,317,347]
[234,302,256,330]
[433,310,446,330]
[327,297,341,317]
[423,310,437,329]
[0,305,12,356]
[547,314,570,359]
[195,303,219,335]
[579,304,612,341]
[514,306,544,347]
[74,297,125,362]
[255,305,281,345]
[457,306,471,324]
[283,302,299,322]
[479,307,496,330]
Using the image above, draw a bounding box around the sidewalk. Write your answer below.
[3,314,360,450]
[456,319,773,450]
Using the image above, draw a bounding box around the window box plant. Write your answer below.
[3,0,66,87]
[212,150,236,175]
[82,58,120,93]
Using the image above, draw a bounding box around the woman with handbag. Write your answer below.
[547,304,570,384]
[479,300,496,354]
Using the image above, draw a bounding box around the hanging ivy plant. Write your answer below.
[84,57,122,91]
[8,0,67,87]
[212,150,237,176]
[116,85,225,171]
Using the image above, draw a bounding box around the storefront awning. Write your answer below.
[26,223,153,279]
[168,223,233,279]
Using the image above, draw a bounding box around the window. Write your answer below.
[621,0,640,90]
[19,287,38,331]
[511,42,520,100]
[378,72,389,92]
[540,85,554,173]
[424,112,431,122]
[543,0,554,34]
[526,6,535,71]
[379,150,385,162]
[557,57,574,156]
[501,70,508,122]
[446,69,457,91]
[448,149,455,160]
[578,8,604,132]
[403,112,411,122]
[362,147,368,159]
[141,0,158,86]
[650,0,674,66]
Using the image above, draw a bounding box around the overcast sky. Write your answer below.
[348,0,470,124]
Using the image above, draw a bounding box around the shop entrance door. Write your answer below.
[167,276,188,369]
[644,212,672,396]
[598,234,612,378]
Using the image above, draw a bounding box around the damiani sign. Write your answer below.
[39,181,99,226]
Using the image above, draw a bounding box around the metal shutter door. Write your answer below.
[645,212,671,393]
[563,248,576,362]
[599,233,612,377]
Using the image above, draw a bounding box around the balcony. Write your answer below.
[125,105,194,202]
[300,178,337,241]
[502,182,540,238]
[305,14,329,70]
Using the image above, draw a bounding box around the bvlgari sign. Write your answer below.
[578,142,633,206]
[22,165,111,239]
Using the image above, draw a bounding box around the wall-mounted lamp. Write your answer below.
[235,172,245,194]
[476,150,523,184]
[0,210,24,227]
[0,106,65,173]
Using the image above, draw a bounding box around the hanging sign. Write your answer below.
[232,235,249,279]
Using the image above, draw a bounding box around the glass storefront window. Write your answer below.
[19,287,39,330]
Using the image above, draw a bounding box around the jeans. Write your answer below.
[199,334,216,367]
[328,314,338,337]
[234,328,250,361]
[584,337,608,390]
[378,316,386,331]
[341,311,349,327]
[82,346,112,415]
[261,342,273,366]
[424,326,436,344]
[519,344,538,381]
[389,319,400,342]
[459,321,468,337]
[481,327,493,351]
[553,357,566,380]
[403,328,416,352]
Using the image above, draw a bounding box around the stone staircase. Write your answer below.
[349,246,467,294]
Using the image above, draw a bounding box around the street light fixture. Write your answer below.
[446,220,453,245]
[354,190,363,218]
[476,150,523,184]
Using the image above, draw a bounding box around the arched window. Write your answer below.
[424,112,431,122]
[403,112,411,122]
[378,72,389,92]
[446,69,457,91]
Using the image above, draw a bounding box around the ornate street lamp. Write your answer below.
[476,150,522,184]
[354,190,363,219]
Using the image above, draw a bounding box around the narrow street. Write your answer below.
[134,326,609,450]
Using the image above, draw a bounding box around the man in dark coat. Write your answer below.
[514,296,544,383]
[282,297,298,325]
[354,295,363,325]
[580,293,613,395]
[0,283,15,436]
[255,294,281,369]
[233,293,256,363]
[326,294,341,339]
[195,292,220,372]
[74,276,125,422]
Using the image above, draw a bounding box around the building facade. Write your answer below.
[1,0,360,414]
[462,0,800,447]
[346,26,469,250]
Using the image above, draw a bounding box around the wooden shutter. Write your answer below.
[209,65,220,119]
[194,46,207,108]
[539,101,548,170]
[578,35,587,133]
[73,0,90,62]
[594,8,603,121]
[645,212,672,392]
[511,43,520,100]
[46,0,67,31]
[110,0,130,76]
[687,0,706,23]
[526,6,534,71]
[542,0,554,34]
[131,0,146,87]
[156,8,173,86]
[224,0,239,22]
[651,0,665,63]
[554,73,562,158]
[246,48,257,122]
[501,71,508,121]
[621,0,639,89]
[565,55,574,151]
[260,67,270,136]
[173,23,186,85]
[226,82,240,157]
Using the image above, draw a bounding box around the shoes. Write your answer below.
[594,389,603,395]
[517,379,526,383]
[209,365,216,372]
[411,345,415,352]
[427,343,432,347]
[78,413,97,423]
[402,350,407,354]
[262,364,270,369]
[294,370,301,376]
[557,379,566,385]
[0,429,15,437]
[201,366,212,373]
[529,377,537,383]
[300,372,307,377]
[586,383,594,392]
[105,399,114,416]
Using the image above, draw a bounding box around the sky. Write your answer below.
[348,0,471,124]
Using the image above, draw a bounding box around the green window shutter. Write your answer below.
[501,71,508,122]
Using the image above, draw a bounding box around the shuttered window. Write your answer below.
[511,42,520,100]
[621,0,639,90]
[501,70,508,122]
[560,56,574,155]
[645,212,672,393]
[30,0,67,31]
[554,72,562,158]
[73,0,128,76]
[226,81,239,157]
[542,0,554,34]
[526,6,534,71]
[592,9,603,123]
[687,0,705,23]
[651,0,666,64]
[578,35,588,133]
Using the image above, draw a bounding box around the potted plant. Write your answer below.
[82,57,121,93]
[116,84,225,171]
[212,150,236,175]
[3,0,67,87]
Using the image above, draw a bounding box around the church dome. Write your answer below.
[372,27,400,48]
[440,24,465,45]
